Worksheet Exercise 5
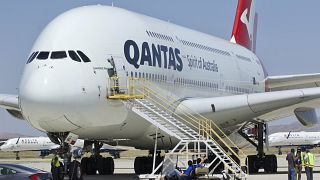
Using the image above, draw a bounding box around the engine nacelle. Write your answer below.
[294,107,318,127]
[40,150,50,158]
[72,148,83,159]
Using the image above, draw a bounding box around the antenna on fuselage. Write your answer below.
[111,2,114,7]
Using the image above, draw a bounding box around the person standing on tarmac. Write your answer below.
[294,148,302,180]
[51,155,62,180]
[286,148,296,180]
[304,149,315,180]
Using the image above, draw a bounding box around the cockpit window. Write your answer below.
[51,51,67,59]
[77,51,91,63]
[68,50,81,62]
[26,51,39,64]
[37,51,50,60]
[30,50,91,63]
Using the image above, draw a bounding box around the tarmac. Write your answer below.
[0,155,319,179]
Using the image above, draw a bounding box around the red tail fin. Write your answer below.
[231,0,258,53]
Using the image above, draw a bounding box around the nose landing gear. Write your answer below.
[80,141,114,175]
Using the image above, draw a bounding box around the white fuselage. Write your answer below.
[0,137,58,152]
[18,6,266,149]
[0,137,84,152]
[269,132,320,147]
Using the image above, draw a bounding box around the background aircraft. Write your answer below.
[0,137,131,160]
[269,131,320,154]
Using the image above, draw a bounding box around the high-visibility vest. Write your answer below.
[51,158,61,168]
[306,152,315,168]
[301,152,305,167]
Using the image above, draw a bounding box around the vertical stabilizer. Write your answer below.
[231,0,258,52]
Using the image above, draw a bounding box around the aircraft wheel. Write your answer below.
[86,157,97,175]
[270,155,277,173]
[80,157,88,175]
[246,155,259,174]
[134,157,142,174]
[69,160,82,180]
[263,155,277,173]
[97,157,107,175]
[106,157,114,175]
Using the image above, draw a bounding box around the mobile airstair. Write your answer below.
[107,77,247,179]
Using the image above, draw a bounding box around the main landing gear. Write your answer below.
[134,150,163,175]
[15,151,20,160]
[239,121,277,174]
[81,141,114,175]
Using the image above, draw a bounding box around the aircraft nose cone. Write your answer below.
[20,70,65,105]
[19,69,67,123]
[18,66,85,132]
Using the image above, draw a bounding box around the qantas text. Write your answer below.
[124,40,183,72]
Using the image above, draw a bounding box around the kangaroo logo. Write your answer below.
[240,8,253,42]
[240,0,255,43]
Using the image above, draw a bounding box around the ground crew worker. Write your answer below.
[304,149,315,180]
[51,155,62,180]
[300,148,306,178]
[295,148,302,180]
[286,148,296,180]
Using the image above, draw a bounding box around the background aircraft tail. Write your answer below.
[231,0,258,53]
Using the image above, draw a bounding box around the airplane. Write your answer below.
[0,139,7,146]
[0,137,72,160]
[268,131,320,155]
[1,0,320,175]
[0,136,129,160]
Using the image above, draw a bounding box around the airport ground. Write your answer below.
[0,148,320,179]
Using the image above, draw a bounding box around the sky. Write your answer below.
[0,1,320,136]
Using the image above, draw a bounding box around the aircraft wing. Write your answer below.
[0,94,24,120]
[100,144,135,152]
[265,73,320,91]
[177,87,320,127]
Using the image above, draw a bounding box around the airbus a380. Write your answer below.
[1,0,320,175]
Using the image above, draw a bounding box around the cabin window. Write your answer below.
[37,51,50,60]
[51,51,67,59]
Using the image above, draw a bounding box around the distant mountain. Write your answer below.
[0,132,30,139]
[269,122,320,134]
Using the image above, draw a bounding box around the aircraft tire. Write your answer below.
[69,160,82,180]
[105,157,114,175]
[97,157,107,175]
[80,157,88,175]
[263,155,277,173]
[246,155,259,174]
[86,157,97,175]
[134,157,142,174]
